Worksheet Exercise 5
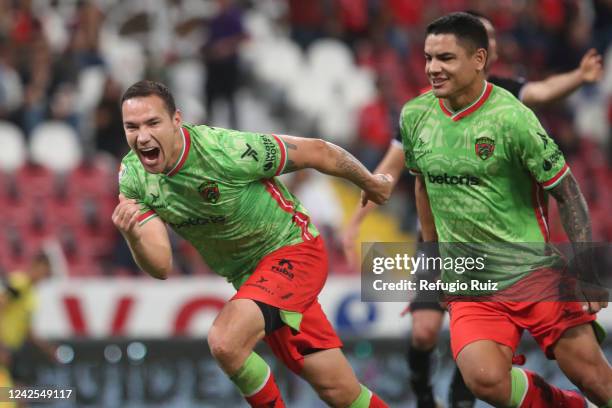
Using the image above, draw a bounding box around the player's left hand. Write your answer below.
[361,173,393,206]
[579,48,604,83]
[579,281,609,314]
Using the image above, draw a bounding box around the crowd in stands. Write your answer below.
[0,0,610,276]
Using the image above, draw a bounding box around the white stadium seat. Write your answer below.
[29,121,83,173]
[0,121,26,172]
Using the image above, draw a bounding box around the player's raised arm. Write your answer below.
[112,195,172,280]
[520,48,603,107]
[278,135,393,206]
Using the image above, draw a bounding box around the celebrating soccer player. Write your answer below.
[343,10,605,408]
[397,12,610,408]
[112,80,392,408]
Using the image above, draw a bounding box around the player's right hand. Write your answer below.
[361,173,393,206]
[579,48,603,83]
[112,194,142,238]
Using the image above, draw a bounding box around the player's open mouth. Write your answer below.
[139,147,161,164]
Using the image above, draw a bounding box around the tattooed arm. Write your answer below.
[549,172,607,312]
[277,135,393,205]
[548,171,592,243]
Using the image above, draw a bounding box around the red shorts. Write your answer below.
[232,236,343,374]
[448,301,595,360]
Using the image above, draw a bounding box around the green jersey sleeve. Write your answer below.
[211,128,288,182]
[399,104,421,176]
[118,159,158,225]
[513,109,569,190]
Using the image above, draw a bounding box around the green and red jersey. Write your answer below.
[399,82,570,293]
[119,124,318,288]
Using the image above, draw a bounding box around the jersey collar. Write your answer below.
[165,127,191,177]
[439,81,493,121]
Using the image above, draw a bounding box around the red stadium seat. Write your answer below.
[66,155,118,200]
[13,163,58,201]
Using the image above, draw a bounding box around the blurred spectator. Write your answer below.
[202,0,246,128]
[286,0,330,49]
[0,37,23,120]
[94,77,128,160]
[356,75,401,171]
[593,0,612,53]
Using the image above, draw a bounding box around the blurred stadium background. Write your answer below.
[0,0,610,406]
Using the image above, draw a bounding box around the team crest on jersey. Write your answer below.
[475,137,495,160]
[198,180,220,203]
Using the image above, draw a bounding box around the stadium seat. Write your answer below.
[248,38,304,89]
[338,67,377,111]
[29,121,83,173]
[66,156,118,200]
[307,39,354,85]
[0,121,27,173]
[13,163,58,201]
[77,66,108,114]
[99,32,146,90]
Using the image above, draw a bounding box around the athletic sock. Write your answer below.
[508,367,585,408]
[449,365,476,408]
[348,384,388,408]
[407,343,434,392]
[229,352,285,408]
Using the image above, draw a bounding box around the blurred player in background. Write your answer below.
[343,10,604,408]
[0,252,57,406]
[113,80,392,408]
[399,12,611,407]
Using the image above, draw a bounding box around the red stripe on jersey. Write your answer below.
[271,134,287,176]
[453,82,493,121]
[167,127,192,177]
[542,163,569,188]
[262,179,314,241]
[532,182,549,241]
[138,209,156,223]
[438,98,453,117]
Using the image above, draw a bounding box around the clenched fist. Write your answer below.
[361,173,394,206]
[112,194,143,238]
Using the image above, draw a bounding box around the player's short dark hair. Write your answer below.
[426,12,488,54]
[120,80,177,117]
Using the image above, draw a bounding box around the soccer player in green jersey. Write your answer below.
[112,80,392,408]
[343,11,605,408]
[397,12,610,408]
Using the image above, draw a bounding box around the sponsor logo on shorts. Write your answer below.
[271,258,294,280]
